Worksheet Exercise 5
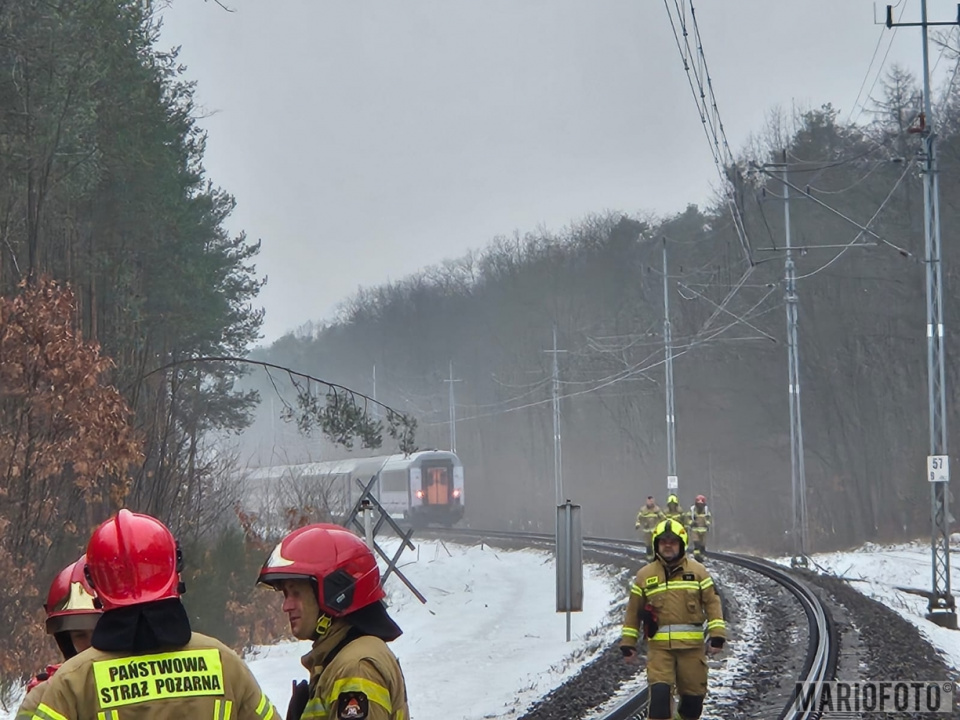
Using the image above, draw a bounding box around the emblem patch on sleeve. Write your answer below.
[682,573,695,581]
[337,692,369,719]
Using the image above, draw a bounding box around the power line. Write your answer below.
[662,0,754,266]
[849,1,907,126]
[794,161,913,281]
[847,16,893,124]
[421,288,781,427]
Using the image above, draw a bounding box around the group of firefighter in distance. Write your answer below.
[636,494,711,562]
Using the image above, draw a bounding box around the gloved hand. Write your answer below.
[706,636,724,655]
[620,645,641,665]
[286,679,310,720]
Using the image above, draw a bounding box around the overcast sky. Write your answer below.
[158,0,950,344]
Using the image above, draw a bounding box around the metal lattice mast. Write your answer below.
[782,158,809,567]
[443,361,461,453]
[548,326,565,506]
[886,1,956,629]
[663,239,678,494]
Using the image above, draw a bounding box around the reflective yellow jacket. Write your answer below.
[302,620,408,720]
[662,506,691,529]
[690,505,712,533]
[620,555,726,651]
[28,632,277,720]
[635,505,664,533]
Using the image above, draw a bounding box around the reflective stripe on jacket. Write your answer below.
[620,555,726,651]
[690,506,711,532]
[302,621,408,720]
[662,508,690,529]
[28,633,276,720]
[635,507,664,532]
[16,679,49,720]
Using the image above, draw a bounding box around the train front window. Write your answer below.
[421,462,454,505]
[426,467,448,486]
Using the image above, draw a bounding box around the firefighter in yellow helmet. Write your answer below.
[663,494,690,531]
[620,519,726,720]
[635,496,664,562]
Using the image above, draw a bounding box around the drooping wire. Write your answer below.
[794,160,913,280]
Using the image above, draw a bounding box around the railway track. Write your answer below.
[421,528,838,720]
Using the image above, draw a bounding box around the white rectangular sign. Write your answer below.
[667,475,679,490]
[928,455,949,483]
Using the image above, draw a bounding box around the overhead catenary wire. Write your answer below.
[662,0,754,266]
[750,161,914,259]
[848,0,907,126]
[421,288,781,427]
[794,160,914,280]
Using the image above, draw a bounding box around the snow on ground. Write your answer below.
[774,538,960,671]
[248,538,623,720]
[0,540,623,720]
[11,535,960,719]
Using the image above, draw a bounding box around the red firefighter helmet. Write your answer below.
[258,523,384,617]
[44,555,101,635]
[85,509,182,611]
[696,494,707,504]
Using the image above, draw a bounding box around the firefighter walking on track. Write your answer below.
[635,496,664,562]
[662,494,690,532]
[689,495,712,561]
[620,519,726,720]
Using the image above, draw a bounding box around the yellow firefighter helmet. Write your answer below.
[652,518,688,551]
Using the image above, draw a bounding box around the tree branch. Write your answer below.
[134,355,418,453]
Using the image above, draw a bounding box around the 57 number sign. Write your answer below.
[928,455,950,483]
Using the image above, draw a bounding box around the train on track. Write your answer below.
[241,449,465,527]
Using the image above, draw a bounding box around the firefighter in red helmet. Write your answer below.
[27,509,277,720]
[16,555,102,717]
[689,494,712,561]
[258,523,408,720]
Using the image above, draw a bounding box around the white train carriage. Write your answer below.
[241,450,464,527]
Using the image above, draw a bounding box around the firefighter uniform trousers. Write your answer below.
[646,645,707,696]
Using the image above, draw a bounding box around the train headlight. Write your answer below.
[452,489,461,498]
[415,490,424,499]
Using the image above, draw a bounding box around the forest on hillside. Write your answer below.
[248,65,960,553]
[0,1,290,692]
[2,0,960,698]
